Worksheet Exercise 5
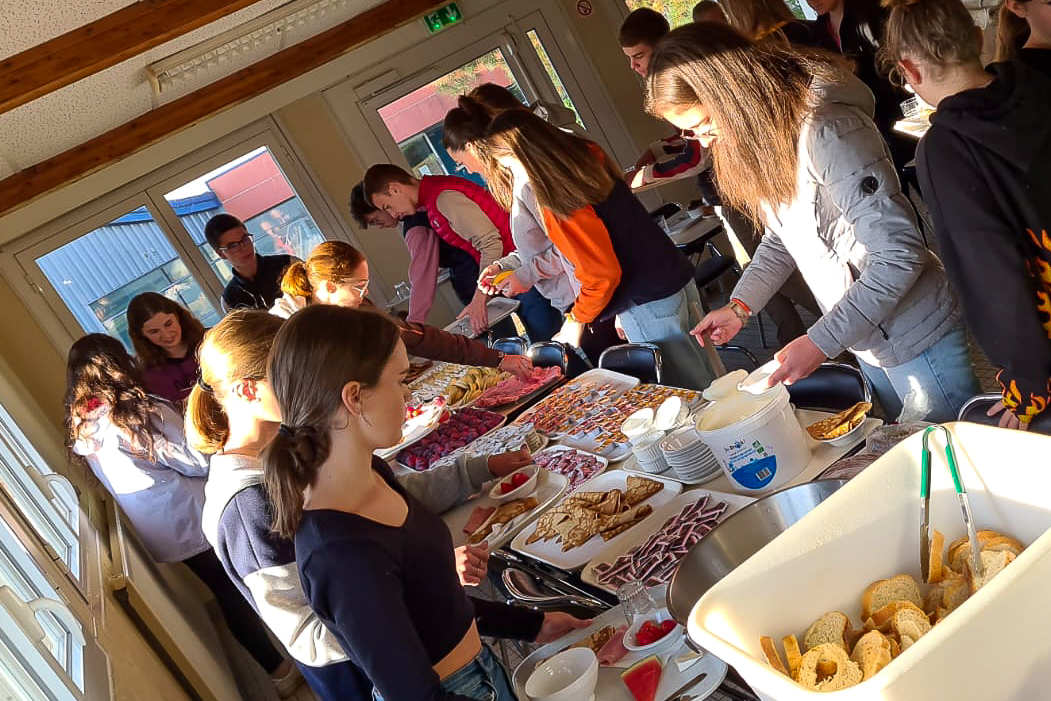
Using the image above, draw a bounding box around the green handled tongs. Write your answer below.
[921,425,984,582]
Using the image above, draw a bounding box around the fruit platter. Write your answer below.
[396,407,505,471]
[427,422,548,473]
[374,397,449,461]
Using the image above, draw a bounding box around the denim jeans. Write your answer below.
[371,645,516,701]
[616,281,719,391]
[857,326,980,423]
[513,287,563,343]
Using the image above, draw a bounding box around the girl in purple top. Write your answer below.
[127,292,205,411]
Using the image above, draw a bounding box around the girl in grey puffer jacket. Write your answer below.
[645,22,979,422]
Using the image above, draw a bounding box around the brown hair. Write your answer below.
[442,95,497,153]
[185,310,285,454]
[482,110,620,218]
[720,0,796,39]
[261,304,401,538]
[996,1,1033,61]
[619,7,670,47]
[280,241,367,300]
[127,292,206,367]
[880,0,982,79]
[693,1,727,23]
[442,94,518,208]
[362,163,415,203]
[65,334,159,462]
[468,83,525,114]
[645,23,842,225]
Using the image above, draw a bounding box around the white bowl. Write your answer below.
[654,396,690,430]
[621,408,656,439]
[524,647,599,701]
[488,466,539,502]
[624,608,684,654]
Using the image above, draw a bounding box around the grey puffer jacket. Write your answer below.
[732,72,960,368]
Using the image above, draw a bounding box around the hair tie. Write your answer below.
[278,424,296,438]
[196,371,213,394]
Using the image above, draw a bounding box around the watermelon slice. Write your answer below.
[621,655,662,701]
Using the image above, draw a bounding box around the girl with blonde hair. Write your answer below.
[996,0,1051,73]
[646,22,979,421]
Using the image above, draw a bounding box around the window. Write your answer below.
[527,31,585,128]
[0,517,85,700]
[0,403,79,580]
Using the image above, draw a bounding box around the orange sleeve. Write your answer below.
[542,207,622,324]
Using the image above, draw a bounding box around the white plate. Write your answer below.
[511,586,727,701]
[581,489,755,594]
[443,297,521,338]
[532,445,609,492]
[510,471,682,570]
[443,469,569,550]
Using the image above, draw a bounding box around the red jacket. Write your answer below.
[416,175,514,263]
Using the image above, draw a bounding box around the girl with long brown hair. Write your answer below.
[262,304,586,701]
[883,0,1051,429]
[480,109,719,390]
[63,334,292,690]
[126,292,206,409]
[646,22,979,421]
[996,0,1051,73]
[720,0,825,45]
[273,240,532,376]
[187,310,533,701]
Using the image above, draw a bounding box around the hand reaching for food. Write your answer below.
[498,354,533,379]
[487,447,533,478]
[534,611,593,644]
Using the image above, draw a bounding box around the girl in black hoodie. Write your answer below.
[883,0,1051,430]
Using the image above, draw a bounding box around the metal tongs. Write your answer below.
[920,425,984,582]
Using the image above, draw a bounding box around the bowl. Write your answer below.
[623,607,684,653]
[654,396,690,430]
[524,647,599,701]
[488,466,539,502]
[621,408,655,439]
[810,415,868,447]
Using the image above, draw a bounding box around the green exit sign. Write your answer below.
[423,3,464,34]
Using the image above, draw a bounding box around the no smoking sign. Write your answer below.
[577,0,593,16]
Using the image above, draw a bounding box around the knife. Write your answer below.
[665,671,708,701]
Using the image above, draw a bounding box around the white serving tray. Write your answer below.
[512,584,727,701]
[442,469,569,550]
[395,410,507,472]
[510,471,681,571]
[374,401,447,461]
[532,444,609,493]
[581,489,755,594]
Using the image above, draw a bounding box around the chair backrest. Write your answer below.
[785,362,872,413]
[958,393,1051,435]
[649,202,682,221]
[492,336,528,357]
[598,343,662,384]
[527,342,568,373]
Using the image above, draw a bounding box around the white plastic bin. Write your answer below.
[688,422,1051,701]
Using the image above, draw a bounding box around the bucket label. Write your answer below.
[724,439,777,490]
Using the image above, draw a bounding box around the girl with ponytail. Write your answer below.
[64,334,291,692]
[273,240,533,376]
[995,0,1051,72]
[263,304,587,701]
[882,0,1051,429]
[189,310,540,701]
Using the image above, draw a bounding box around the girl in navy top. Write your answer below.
[262,304,588,701]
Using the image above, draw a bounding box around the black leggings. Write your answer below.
[183,549,285,674]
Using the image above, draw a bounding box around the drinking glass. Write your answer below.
[617,580,657,626]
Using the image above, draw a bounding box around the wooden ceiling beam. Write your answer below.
[0,0,443,217]
[0,0,265,115]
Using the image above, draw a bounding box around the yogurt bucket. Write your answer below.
[695,384,810,495]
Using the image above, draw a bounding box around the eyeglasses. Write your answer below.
[219,233,254,253]
[348,279,369,296]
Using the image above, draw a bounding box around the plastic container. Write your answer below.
[694,383,810,495]
[688,422,1051,701]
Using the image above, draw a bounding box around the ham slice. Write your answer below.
[598,625,630,666]
[463,506,496,535]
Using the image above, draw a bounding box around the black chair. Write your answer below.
[598,343,662,384]
[958,393,1051,435]
[649,202,682,221]
[717,345,760,372]
[492,336,528,357]
[785,362,872,413]
[527,341,569,374]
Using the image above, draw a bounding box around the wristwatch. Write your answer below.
[728,299,751,326]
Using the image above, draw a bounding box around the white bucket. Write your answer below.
[694,385,810,495]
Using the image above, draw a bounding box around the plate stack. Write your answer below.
[660,427,720,483]
[632,433,670,474]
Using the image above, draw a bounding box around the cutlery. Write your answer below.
[665,671,708,701]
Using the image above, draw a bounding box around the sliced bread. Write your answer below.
[967,549,1016,594]
[760,635,789,676]
[797,643,863,692]
[782,634,803,680]
[850,630,893,681]
[927,528,945,584]
[864,600,925,634]
[891,605,932,651]
[860,574,922,621]
[803,611,851,652]
[947,531,1024,573]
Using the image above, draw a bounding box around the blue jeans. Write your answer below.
[858,326,980,423]
[513,287,563,343]
[616,281,719,390]
[371,645,515,701]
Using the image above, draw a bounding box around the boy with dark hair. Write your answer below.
[348,183,479,323]
[204,213,295,311]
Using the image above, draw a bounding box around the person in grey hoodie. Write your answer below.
[645,22,979,422]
